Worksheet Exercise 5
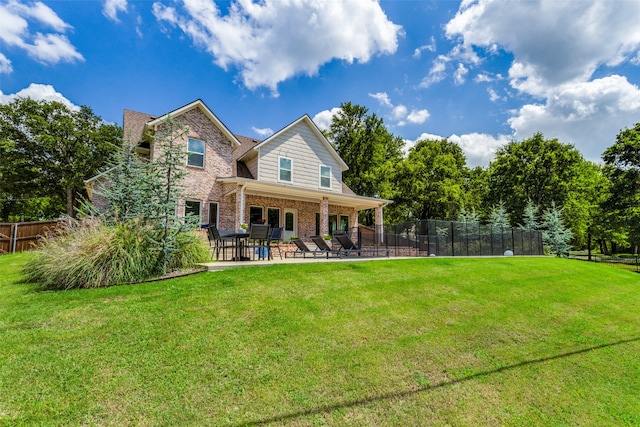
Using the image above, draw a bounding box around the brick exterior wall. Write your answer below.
[153,108,234,227]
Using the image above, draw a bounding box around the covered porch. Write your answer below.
[218,177,390,241]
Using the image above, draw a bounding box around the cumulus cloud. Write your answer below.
[369,92,429,126]
[508,75,640,161]
[453,63,468,85]
[437,0,640,162]
[446,0,640,96]
[252,126,273,138]
[153,0,403,94]
[406,132,510,167]
[103,0,128,22]
[0,83,80,110]
[0,0,83,69]
[312,107,342,132]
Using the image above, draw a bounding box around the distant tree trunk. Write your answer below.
[66,186,74,217]
[599,239,608,255]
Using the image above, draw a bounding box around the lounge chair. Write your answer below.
[290,238,330,258]
[310,235,338,257]
[334,233,390,258]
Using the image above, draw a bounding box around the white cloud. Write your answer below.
[0,53,12,73]
[453,63,468,85]
[439,0,640,163]
[507,75,640,161]
[419,54,450,88]
[0,83,80,111]
[407,109,429,124]
[406,132,509,167]
[413,36,436,58]
[0,0,83,68]
[312,107,342,132]
[251,126,273,138]
[446,0,640,97]
[103,0,128,22]
[153,0,403,94]
[369,92,429,126]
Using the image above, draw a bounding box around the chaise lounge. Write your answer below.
[334,233,390,258]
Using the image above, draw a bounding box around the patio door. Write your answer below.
[284,209,297,241]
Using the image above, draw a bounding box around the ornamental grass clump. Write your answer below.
[23,218,209,290]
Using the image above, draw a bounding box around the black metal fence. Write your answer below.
[567,254,640,273]
[344,219,544,257]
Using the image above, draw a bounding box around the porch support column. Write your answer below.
[375,205,384,244]
[320,197,329,237]
[236,184,246,230]
[350,210,359,240]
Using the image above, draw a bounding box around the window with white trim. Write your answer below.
[320,165,331,189]
[187,138,205,167]
[279,156,292,183]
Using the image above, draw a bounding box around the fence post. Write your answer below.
[450,221,455,256]
[12,223,18,254]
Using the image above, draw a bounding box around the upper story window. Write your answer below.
[187,138,205,167]
[279,156,292,183]
[320,165,331,189]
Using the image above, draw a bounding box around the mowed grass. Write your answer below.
[1,253,639,426]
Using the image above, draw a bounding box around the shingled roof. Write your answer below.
[123,109,155,144]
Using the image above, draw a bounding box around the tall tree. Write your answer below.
[0,98,121,219]
[602,123,640,252]
[486,133,586,237]
[393,138,468,221]
[325,102,403,224]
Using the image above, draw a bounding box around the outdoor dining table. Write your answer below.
[220,231,250,261]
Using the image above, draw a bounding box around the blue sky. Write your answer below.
[2,0,640,166]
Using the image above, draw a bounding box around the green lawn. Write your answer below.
[1,253,639,426]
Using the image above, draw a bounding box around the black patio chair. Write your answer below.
[207,225,235,261]
[245,224,271,260]
[267,227,284,260]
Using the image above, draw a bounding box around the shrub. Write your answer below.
[23,218,210,290]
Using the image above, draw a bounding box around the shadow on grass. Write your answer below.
[234,336,640,426]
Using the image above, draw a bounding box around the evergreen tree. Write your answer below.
[542,203,573,256]
[488,201,510,231]
[519,200,539,231]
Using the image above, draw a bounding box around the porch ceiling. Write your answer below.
[218,177,391,211]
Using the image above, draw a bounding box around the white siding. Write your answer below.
[257,122,343,192]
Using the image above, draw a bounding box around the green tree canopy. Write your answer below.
[392,138,468,221]
[0,98,121,220]
[324,102,403,224]
[602,123,640,251]
[486,133,585,226]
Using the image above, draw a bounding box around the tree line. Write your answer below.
[326,102,640,255]
[2,98,639,254]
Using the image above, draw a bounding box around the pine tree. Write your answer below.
[542,203,573,256]
[519,200,539,231]
[488,201,510,231]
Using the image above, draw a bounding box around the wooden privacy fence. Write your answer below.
[0,220,62,254]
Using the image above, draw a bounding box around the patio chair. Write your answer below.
[310,235,338,257]
[334,233,390,258]
[207,225,235,261]
[245,224,271,260]
[290,238,329,259]
[267,227,284,260]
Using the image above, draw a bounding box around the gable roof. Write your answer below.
[241,114,348,171]
[146,99,241,149]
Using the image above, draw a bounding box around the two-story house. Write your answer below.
[87,99,391,241]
